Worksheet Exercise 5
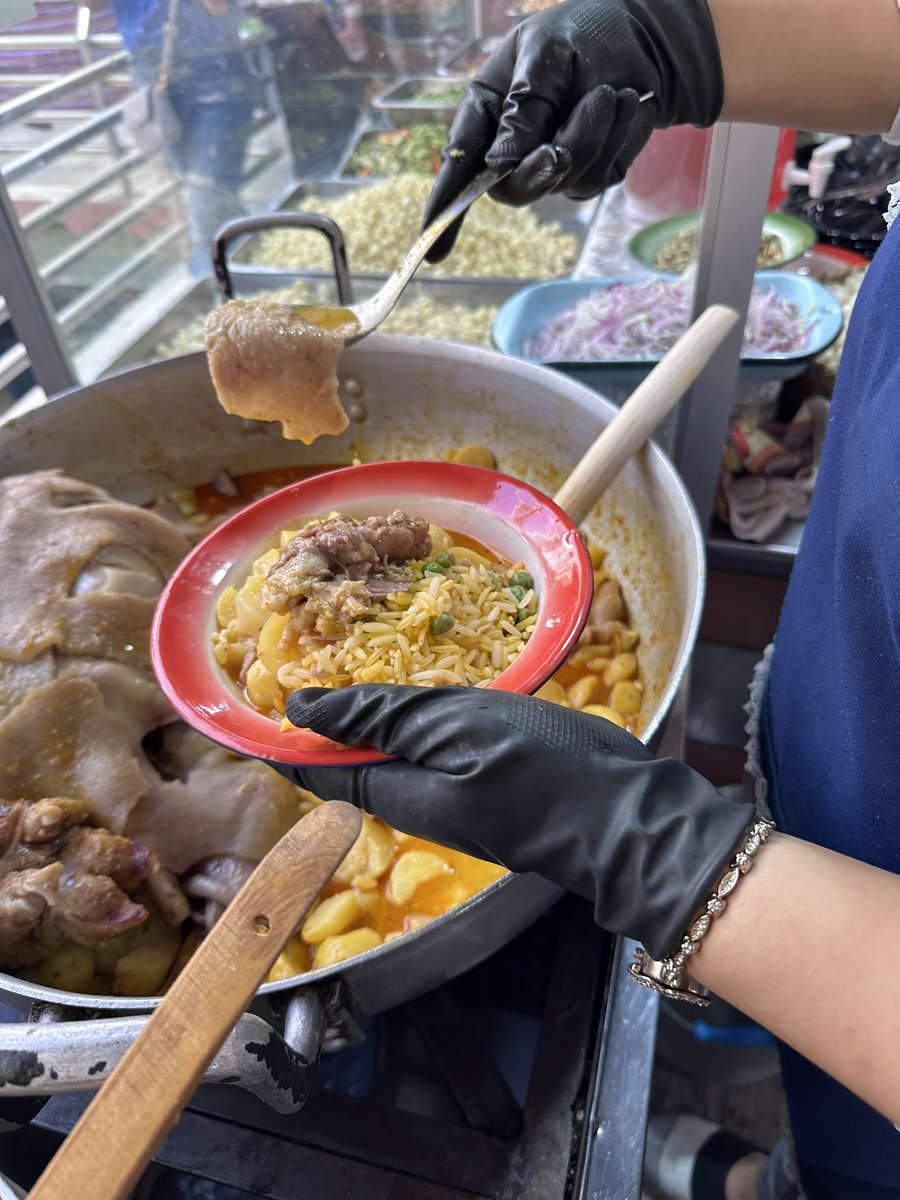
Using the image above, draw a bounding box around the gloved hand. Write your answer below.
[422,0,724,262]
[278,685,755,960]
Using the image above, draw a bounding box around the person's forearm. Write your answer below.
[691,832,900,1123]
[710,0,900,134]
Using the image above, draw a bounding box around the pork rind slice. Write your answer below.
[204,300,349,444]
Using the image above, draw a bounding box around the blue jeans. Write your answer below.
[134,50,259,274]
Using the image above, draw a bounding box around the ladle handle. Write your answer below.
[29,801,362,1200]
[553,304,739,526]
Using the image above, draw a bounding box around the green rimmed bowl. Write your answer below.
[629,211,817,276]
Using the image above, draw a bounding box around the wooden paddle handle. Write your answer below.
[553,303,739,526]
[30,801,362,1200]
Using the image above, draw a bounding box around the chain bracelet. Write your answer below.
[628,818,775,1005]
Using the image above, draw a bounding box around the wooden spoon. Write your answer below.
[553,302,739,525]
[29,800,362,1200]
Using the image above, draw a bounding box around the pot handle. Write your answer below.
[0,983,360,1122]
[211,213,355,306]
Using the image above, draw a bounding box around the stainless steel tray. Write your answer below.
[335,115,453,180]
[372,75,469,121]
[229,178,600,289]
[105,276,522,372]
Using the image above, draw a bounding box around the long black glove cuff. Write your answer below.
[570,755,755,959]
[276,686,755,961]
[621,0,724,129]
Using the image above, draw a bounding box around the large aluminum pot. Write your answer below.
[0,336,703,1110]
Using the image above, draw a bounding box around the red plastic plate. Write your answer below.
[151,461,593,768]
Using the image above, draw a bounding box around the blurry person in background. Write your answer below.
[96,0,262,274]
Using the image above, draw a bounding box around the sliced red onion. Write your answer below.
[526,278,811,361]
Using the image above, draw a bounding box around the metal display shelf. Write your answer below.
[372,74,467,121]
[228,176,600,289]
[332,110,447,179]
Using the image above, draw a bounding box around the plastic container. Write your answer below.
[623,127,713,222]
[623,126,798,222]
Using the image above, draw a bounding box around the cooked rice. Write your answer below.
[212,524,538,719]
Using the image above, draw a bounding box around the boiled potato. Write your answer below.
[301,891,362,944]
[94,925,143,974]
[333,815,396,887]
[389,850,452,905]
[314,927,381,967]
[216,586,238,625]
[113,913,182,996]
[28,946,96,993]
[257,612,291,667]
[246,659,280,712]
[609,679,642,716]
[582,703,627,728]
[269,935,311,981]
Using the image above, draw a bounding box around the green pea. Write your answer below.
[436,551,456,568]
[430,613,455,636]
[509,584,526,603]
[517,608,534,624]
[423,561,446,575]
[510,570,533,590]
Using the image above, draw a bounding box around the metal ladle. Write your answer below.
[212,165,514,342]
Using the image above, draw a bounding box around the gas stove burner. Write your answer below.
[0,900,656,1200]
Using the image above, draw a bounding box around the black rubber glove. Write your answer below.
[423,0,724,261]
[277,685,755,961]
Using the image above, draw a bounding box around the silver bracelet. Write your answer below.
[628,818,775,1006]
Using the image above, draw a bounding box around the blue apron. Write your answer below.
[760,216,900,1196]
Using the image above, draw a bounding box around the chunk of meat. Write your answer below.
[60,827,157,894]
[146,868,191,927]
[310,517,378,578]
[0,802,157,966]
[590,578,626,626]
[582,578,628,644]
[21,797,89,844]
[262,538,332,613]
[126,746,302,874]
[361,512,431,561]
[262,511,431,635]
[0,865,62,963]
[204,300,349,444]
[0,471,190,664]
[43,873,147,950]
[0,671,159,834]
[0,468,318,988]
[292,579,372,634]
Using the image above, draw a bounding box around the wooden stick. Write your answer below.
[553,304,739,526]
[29,801,362,1200]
